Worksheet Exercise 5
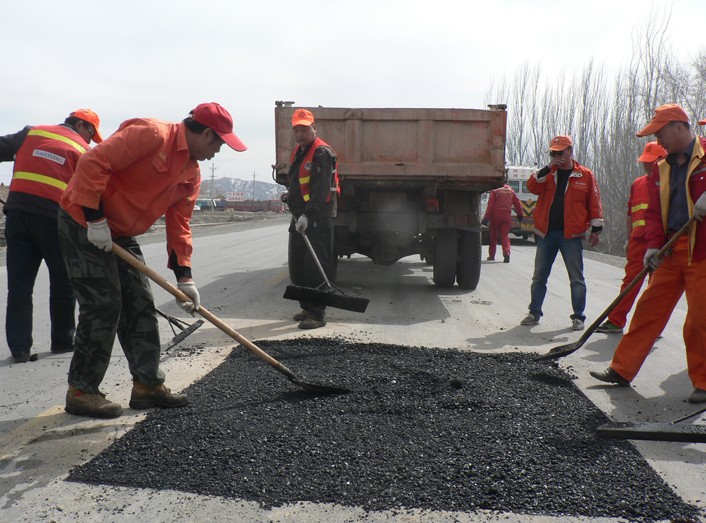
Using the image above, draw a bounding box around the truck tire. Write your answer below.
[433,228,457,288]
[457,230,481,290]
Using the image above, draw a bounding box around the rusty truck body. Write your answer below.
[273,102,507,289]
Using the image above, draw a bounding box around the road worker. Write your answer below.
[0,109,102,363]
[285,109,339,329]
[591,104,706,404]
[58,102,247,418]
[596,141,667,334]
[482,183,523,263]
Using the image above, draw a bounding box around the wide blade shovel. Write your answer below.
[283,232,370,313]
[536,216,695,361]
[112,244,349,394]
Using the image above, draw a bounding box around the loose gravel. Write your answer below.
[68,338,700,522]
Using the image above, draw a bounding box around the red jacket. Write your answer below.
[483,184,522,221]
[61,118,200,268]
[628,175,649,240]
[645,136,706,262]
[527,160,603,239]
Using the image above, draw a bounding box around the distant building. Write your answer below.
[226,191,246,202]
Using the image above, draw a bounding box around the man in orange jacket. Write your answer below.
[520,135,603,331]
[596,141,667,334]
[591,104,706,404]
[482,183,523,263]
[58,102,247,418]
[1,109,102,363]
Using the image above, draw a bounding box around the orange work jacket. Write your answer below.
[61,119,200,268]
[11,125,88,203]
[527,160,603,239]
[628,175,649,240]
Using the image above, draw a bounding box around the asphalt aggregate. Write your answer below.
[69,338,700,522]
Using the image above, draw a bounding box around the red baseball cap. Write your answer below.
[190,102,247,152]
[291,109,315,127]
[548,135,573,151]
[70,108,103,143]
[636,104,689,137]
[636,141,667,162]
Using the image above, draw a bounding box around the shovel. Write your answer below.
[536,216,696,361]
[283,232,369,313]
[112,244,349,394]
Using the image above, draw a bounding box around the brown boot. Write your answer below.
[65,386,123,419]
[130,381,189,410]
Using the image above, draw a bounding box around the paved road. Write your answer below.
[1,221,704,522]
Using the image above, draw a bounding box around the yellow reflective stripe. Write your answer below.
[632,219,646,229]
[303,194,310,202]
[13,171,68,190]
[630,203,648,213]
[299,175,310,184]
[28,129,86,153]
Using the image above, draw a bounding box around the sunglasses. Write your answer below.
[549,150,565,157]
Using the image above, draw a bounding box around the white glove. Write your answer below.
[694,193,706,221]
[176,281,200,315]
[296,214,308,233]
[643,248,662,271]
[87,219,112,252]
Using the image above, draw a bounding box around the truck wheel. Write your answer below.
[433,228,457,288]
[481,229,490,245]
[457,230,481,290]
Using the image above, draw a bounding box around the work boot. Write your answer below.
[129,382,189,410]
[589,368,630,387]
[51,345,75,354]
[688,388,706,404]
[486,256,494,261]
[595,321,623,334]
[11,352,38,363]
[520,314,539,326]
[298,318,327,330]
[65,386,123,418]
[293,310,309,321]
[571,319,585,331]
[503,255,510,263]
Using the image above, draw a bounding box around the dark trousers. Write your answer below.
[288,216,333,320]
[5,210,75,357]
[58,210,163,393]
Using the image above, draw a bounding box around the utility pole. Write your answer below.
[252,171,256,202]
[209,163,217,210]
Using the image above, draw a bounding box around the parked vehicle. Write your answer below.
[273,102,507,289]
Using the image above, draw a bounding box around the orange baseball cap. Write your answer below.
[548,135,573,151]
[190,102,247,152]
[292,109,315,127]
[636,141,666,162]
[699,119,706,125]
[70,109,103,143]
[636,103,689,137]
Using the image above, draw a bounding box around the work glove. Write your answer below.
[643,248,662,271]
[86,219,112,252]
[693,193,706,221]
[481,218,489,226]
[176,281,200,315]
[296,214,308,233]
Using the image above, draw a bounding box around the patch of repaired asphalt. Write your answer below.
[68,338,700,522]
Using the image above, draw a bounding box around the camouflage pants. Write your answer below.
[58,209,164,393]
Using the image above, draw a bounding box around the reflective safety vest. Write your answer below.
[628,175,649,240]
[290,136,340,203]
[10,125,88,203]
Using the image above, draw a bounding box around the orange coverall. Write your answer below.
[482,184,522,259]
[605,175,650,328]
[610,137,706,390]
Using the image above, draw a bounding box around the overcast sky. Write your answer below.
[1,0,704,186]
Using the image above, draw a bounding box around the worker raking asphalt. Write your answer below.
[69,339,699,522]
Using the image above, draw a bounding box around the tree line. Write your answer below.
[485,7,706,255]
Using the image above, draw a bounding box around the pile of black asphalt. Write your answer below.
[69,338,700,522]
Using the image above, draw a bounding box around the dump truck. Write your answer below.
[272,102,507,290]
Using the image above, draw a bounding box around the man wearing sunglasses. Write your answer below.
[0,109,102,363]
[520,135,603,331]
